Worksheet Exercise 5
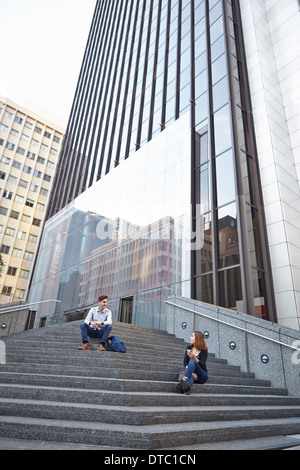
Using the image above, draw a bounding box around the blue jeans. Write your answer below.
[183,359,208,387]
[80,323,112,345]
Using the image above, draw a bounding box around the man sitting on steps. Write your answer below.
[78,295,112,351]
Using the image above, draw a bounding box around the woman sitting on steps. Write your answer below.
[175,331,208,395]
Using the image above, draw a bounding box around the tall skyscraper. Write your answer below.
[28,0,300,331]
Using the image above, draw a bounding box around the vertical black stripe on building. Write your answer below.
[52,0,107,212]
[103,1,137,179]
[161,0,172,128]
[132,0,154,150]
[190,0,196,300]
[47,0,104,218]
[105,0,141,171]
[148,0,163,141]
[123,0,149,160]
[175,0,182,120]
[68,1,119,201]
[62,1,107,202]
[222,0,254,316]
[90,2,127,184]
[79,1,126,195]
[206,0,219,307]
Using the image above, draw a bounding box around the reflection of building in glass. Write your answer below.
[29,1,300,330]
[79,216,181,307]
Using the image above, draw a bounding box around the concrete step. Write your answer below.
[1,415,300,449]
[4,321,184,344]
[4,353,243,373]
[0,362,270,386]
[1,397,300,425]
[1,434,300,451]
[0,320,298,450]
[0,371,284,394]
[5,341,189,360]
[3,346,226,367]
[165,435,300,450]
[0,383,296,407]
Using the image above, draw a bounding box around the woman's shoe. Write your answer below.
[181,380,191,395]
[174,382,183,393]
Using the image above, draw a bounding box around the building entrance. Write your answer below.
[118,296,133,324]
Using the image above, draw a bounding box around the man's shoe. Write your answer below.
[78,343,90,350]
[97,344,106,351]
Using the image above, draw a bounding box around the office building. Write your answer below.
[28,0,300,330]
[0,96,64,304]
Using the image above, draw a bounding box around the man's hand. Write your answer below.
[90,321,102,327]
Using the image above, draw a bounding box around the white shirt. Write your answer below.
[84,306,112,329]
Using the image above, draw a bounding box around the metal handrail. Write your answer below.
[0,299,61,315]
[165,301,300,352]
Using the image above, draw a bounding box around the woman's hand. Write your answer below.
[188,350,196,360]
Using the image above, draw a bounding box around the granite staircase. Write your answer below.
[1,320,300,450]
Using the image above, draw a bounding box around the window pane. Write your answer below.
[211,53,227,85]
[195,273,213,304]
[215,149,235,207]
[218,202,239,268]
[219,266,243,311]
[213,104,232,155]
[195,130,208,167]
[195,92,208,125]
[245,204,264,270]
[210,16,224,43]
[194,213,213,275]
[252,269,268,320]
[213,76,229,112]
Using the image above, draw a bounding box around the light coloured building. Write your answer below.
[0,96,64,304]
[240,0,300,329]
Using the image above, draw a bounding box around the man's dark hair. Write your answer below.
[98,295,108,302]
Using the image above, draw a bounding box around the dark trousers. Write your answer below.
[80,323,112,345]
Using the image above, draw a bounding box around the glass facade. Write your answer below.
[29,0,278,328]
[28,115,192,329]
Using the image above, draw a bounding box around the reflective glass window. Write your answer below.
[195,131,208,167]
[213,104,232,156]
[28,114,192,329]
[195,92,208,125]
[215,149,236,207]
[210,15,224,44]
[194,2,205,25]
[195,273,213,304]
[195,33,206,59]
[245,204,264,270]
[218,202,239,268]
[211,52,227,85]
[195,52,207,78]
[209,1,222,25]
[211,34,225,63]
[219,266,243,311]
[195,69,208,98]
[252,269,268,319]
[213,76,229,112]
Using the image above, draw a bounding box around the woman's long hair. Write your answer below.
[193,331,208,351]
